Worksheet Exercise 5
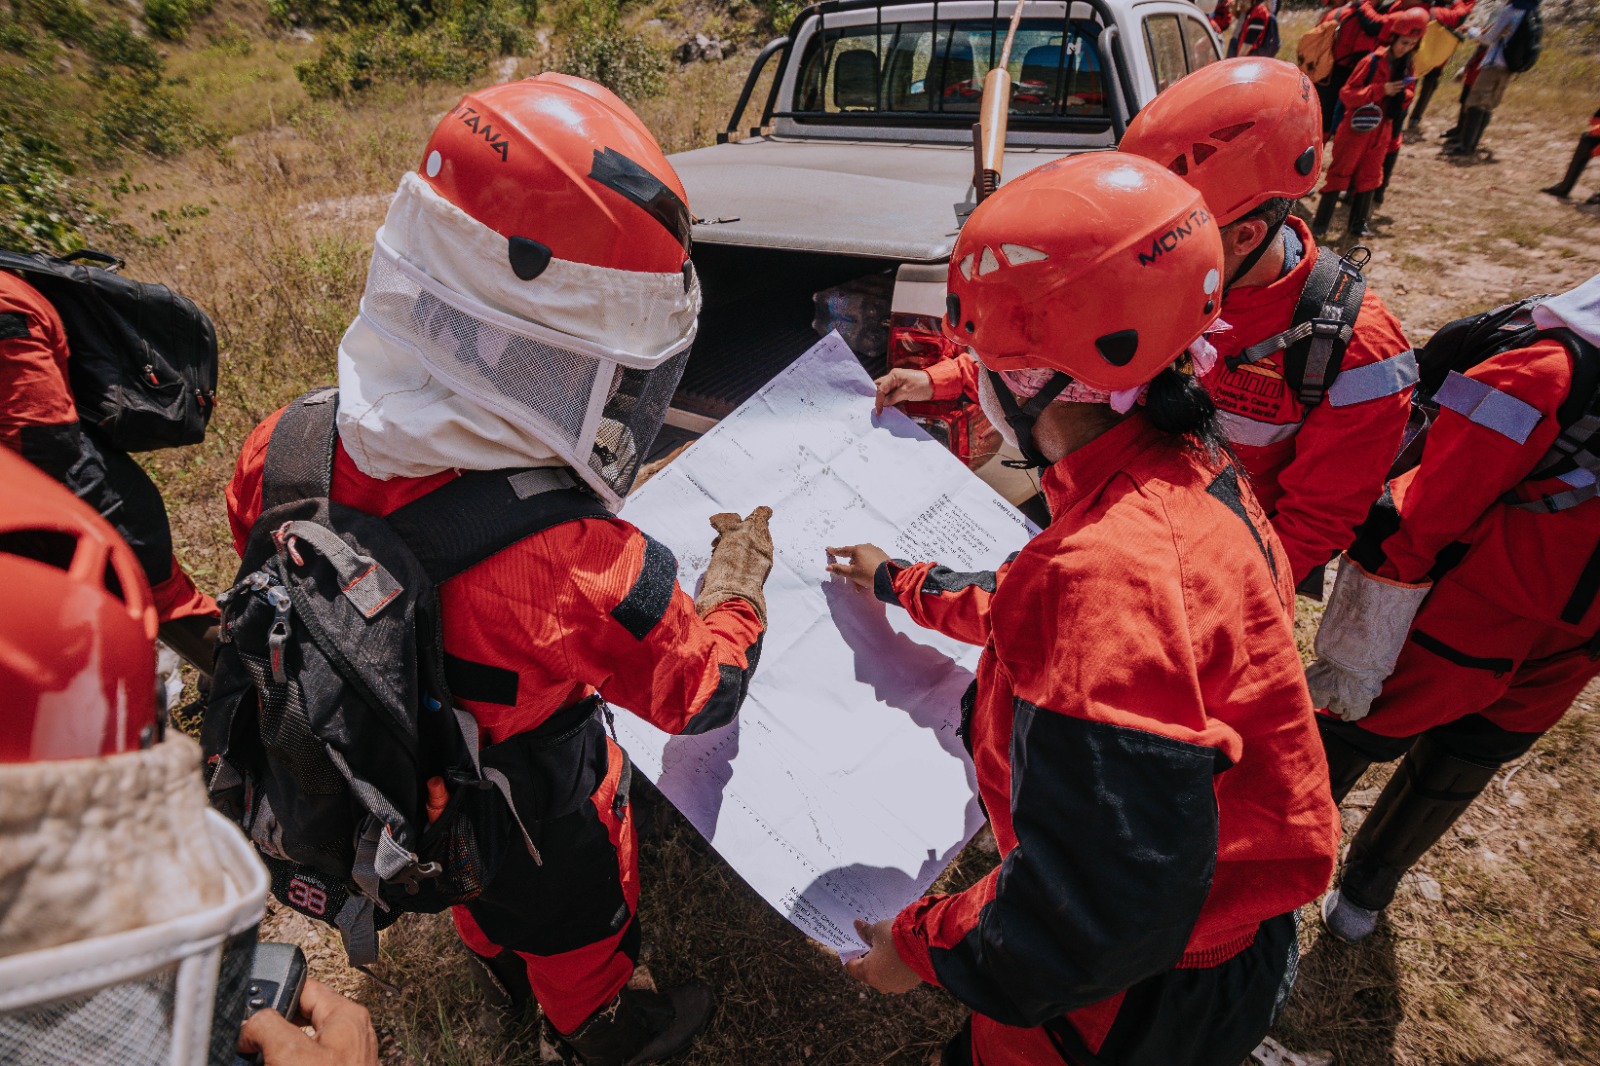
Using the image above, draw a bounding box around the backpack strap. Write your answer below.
[262,387,340,511]
[1225,247,1368,409]
[1509,327,1600,514]
[385,466,613,585]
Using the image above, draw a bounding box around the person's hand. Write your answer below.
[237,978,379,1066]
[873,368,935,414]
[1384,79,1406,95]
[844,918,922,994]
[826,544,890,590]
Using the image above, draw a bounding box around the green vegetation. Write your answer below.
[144,0,215,41]
[554,0,668,101]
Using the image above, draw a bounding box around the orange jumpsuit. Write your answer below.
[1333,338,1600,749]
[879,414,1339,1066]
[227,408,765,1034]
[0,270,213,623]
[1324,47,1416,194]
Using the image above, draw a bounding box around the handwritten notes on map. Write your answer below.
[617,333,1034,957]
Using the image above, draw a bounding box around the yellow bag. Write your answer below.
[1413,21,1461,78]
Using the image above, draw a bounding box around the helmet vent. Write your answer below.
[1000,244,1049,266]
[1210,122,1255,143]
[1192,142,1218,165]
[978,247,1001,277]
[103,560,125,603]
[1094,329,1140,367]
[0,530,77,573]
[1295,146,1318,176]
[1168,155,1189,176]
[958,254,976,280]
[508,237,553,281]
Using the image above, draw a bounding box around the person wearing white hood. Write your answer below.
[224,74,774,1064]
[1310,271,1600,943]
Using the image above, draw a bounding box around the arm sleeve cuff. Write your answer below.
[874,559,912,605]
[892,899,944,986]
[926,357,970,402]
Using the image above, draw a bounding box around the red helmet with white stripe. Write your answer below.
[418,72,691,278]
[0,449,158,762]
[944,153,1224,392]
[1119,58,1323,227]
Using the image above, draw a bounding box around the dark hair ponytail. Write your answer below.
[1144,366,1232,461]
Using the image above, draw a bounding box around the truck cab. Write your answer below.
[665,0,1222,501]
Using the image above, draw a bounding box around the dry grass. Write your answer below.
[34,3,1600,1063]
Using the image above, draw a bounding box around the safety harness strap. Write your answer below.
[261,387,339,512]
[1226,248,1367,410]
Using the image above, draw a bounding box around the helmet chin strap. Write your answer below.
[1225,219,1286,291]
[987,369,1072,470]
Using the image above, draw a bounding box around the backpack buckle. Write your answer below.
[1310,317,1346,339]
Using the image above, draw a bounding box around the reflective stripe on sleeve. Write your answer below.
[1433,371,1543,444]
[1217,409,1303,447]
[1327,349,1419,407]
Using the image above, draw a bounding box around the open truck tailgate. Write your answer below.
[673,138,1080,262]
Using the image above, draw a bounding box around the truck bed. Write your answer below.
[674,137,1085,263]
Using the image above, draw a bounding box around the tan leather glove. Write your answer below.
[695,506,774,625]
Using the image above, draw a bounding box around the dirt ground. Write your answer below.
[67,7,1600,1065]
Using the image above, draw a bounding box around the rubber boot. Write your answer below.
[1322,735,1499,942]
[563,983,716,1066]
[1346,190,1376,239]
[1318,718,1377,805]
[1311,191,1340,240]
[1544,135,1598,198]
[1374,151,1399,207]
[1445,107,1489,156]
[464,948,537,1034]
[1440,101,1466,142]
[157,616,220,684]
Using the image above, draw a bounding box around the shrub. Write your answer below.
[0,130,119,253]
[293,0,530,98]
[144,0,216,42]
[555,0,667,102]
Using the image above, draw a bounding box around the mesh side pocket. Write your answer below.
[241,653,343,796]
[0,965,177,1066]
[592,349,690,498]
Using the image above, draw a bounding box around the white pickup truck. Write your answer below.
[664,0,1222,501]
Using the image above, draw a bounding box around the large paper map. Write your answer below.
[617,333,1034,956]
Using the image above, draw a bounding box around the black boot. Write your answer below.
[1323,735,1499,942]
[1346,191,1376,239]
[1544,135,1599,198]
[1446,107,1489,156]
[1311,191,1340,240]
[1374,151,1399,207]
[563,983,716,1066]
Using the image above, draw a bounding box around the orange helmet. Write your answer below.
[944,153,1224,393]
[418,72,691,277]
[1119,58,1323,227]
[0,450,158,762]
[1385,6,1431,40]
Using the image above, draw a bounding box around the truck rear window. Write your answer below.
[791,17,1108,123]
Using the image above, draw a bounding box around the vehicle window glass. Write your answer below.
[793,17,1107,120]
[1183,17,1220,70]
[1144,14,1188,93]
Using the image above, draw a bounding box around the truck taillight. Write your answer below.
[889,312,960,370]
[904,401,1001,471]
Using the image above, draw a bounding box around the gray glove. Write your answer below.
[1305,554,1430,722]
[695,506,774,625]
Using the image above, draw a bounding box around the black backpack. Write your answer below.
[202,389,611,964]
[1223,245,1369,409]
[1503,5,1542,74]
[1390,296,1600,512]
[0,248,218,452]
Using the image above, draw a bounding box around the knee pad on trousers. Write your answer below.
[1339,734,1500,911]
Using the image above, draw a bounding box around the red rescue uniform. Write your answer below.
[1324,46,1416,194]
[0,271,213,623]
[878,414,1339,1066]
[1340,338,1600,743]
[227,408,765,1034]
[1203,216,1415,586]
